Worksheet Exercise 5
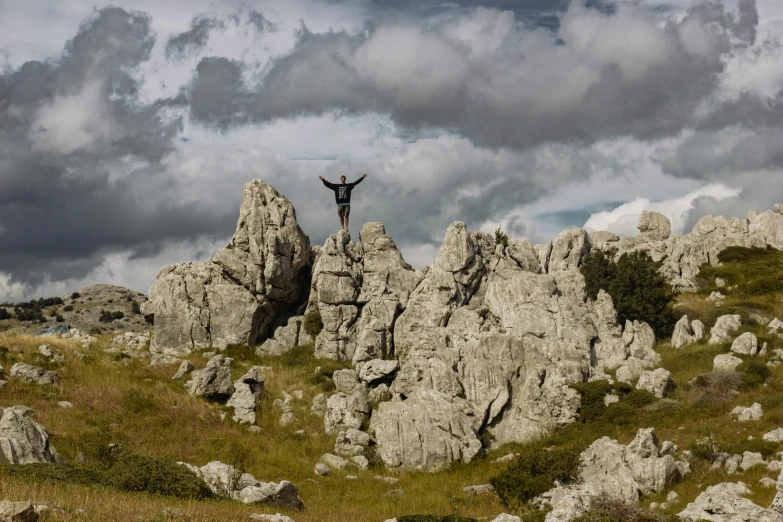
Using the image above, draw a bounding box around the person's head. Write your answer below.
[340,175,346,183]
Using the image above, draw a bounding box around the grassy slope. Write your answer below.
[2,247,783,521]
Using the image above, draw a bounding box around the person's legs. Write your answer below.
[344,206,350,231]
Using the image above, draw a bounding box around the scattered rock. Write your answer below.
[708,291,726,301]
[463,484,494,496]
[310,394,327,417]
[765,429,783,443]
[0,500,39,522]
[321,453,349,470]
[731,332,759,356]
[182,460,303,510]
[740,451,765,470]
[9,363,60,386]
[0,405,64,464]
[332,369,360,394]
[324,390,370,434]
[714,354,743,372]
[672,315,706,349]
[57,401,73,409]
[636,368,676,398]
[149,353,181,367]
[374,475,400,485]
[761,477,778,488]
[731,403,764,422]
[351,455,369,470]
[249,514,295,522]
[172,360,194,380]
[110,332,150,353]
[493,453,519,464]
[314,463,330,476]
[709,315,742,344]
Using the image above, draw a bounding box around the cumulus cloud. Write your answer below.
[187,1,762,150]
[583,183,742,236]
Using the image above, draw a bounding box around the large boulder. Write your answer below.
[679,482,783,521]
[370,389,482,471]
[185,355,235,401]
[0,405,64,465]
[637,211,671,241]
[143,180,312,355]
[182,460,303,510]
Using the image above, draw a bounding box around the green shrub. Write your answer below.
[622,389,656,408]
[688,437,722,462]
[107,454,213,499]
[99,310,125,323]
[688,372,742,406]
[736,360,771,389]
[55,315,64,322]
[491,445,581,510]
[581,250,677,339]
[63,305,74,312]
[5,463,106,486]
[602,402,635,425]
[71,292,81,299]
[572,494,679,522]
[571,380,612,423]
[699,246,783,299]
[724,438,779,459]
[303,309,323,337]
[494,228,509,248]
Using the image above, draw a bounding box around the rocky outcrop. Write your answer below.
[308,223,423,364]
[256,316,312,356]
[540,428,688,519]
[592,204,783,290]
[143,180,312,355]
[679,482,783,521]
[710,315,743,344]
[0,406,64,465]
[180,460,303,510]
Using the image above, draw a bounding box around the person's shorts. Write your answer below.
[337,205,350,218]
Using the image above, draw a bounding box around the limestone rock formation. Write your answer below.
[710,315,743,344]
[181,460,303,510]
[143,180,312,355]
[679,482,783,521]
[636,368,675,398]
[185,355,235,402]
[731,332,759,356]
[714,354,743,372]
[0,405,64,465]
[227,367,265,424]
[637,211,671,241]
[671,315,705,349]
[0,500,39,522]
[308,223,422,364]
[256,316,313,356]
[324,390,370,434]
[540,428,687,518]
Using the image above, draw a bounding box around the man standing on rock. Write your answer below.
[319,173,368,231]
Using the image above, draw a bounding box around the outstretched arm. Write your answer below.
[351,173,368,186]
[320,176,336,189]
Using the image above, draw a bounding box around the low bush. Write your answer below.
[131,301,141,314]
[736,360,771,389]
[570,380,651,426]
[572,494,679,522]
[571,380,612,423]
[55,315,64,322]
[107,454,213,499]
[71,292,81,298]
[580,250,677,339]
[303,309,323,337]
[494,227,509,248]
[0,308,10,320]
[491,445,582,510]
[602,402,635,426]
[99,310,125,323]
[687,372,742,406]
[623,389,656,408]
[5,463,105,486]
[63,305,74,312]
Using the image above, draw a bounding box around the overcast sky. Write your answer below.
[1,0,783,300]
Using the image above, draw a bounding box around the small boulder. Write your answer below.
[0,500,39,522]
[172,360,194,380]
[227,367,265,424]
[314,462,330,476]
[740,451,765,471]
[463,484,494,496]
[709,315,742,344]
[185,355,235,401]
[332,370,360,394]
[0,405,64,464]
[731,403,763,422]
[636,368,676,398]
[731,332,759,356]
[714,354,743,372]
[321,453,349,470]
[764,429,783,443]
[9,363,60,386]
[249,515,295,522]
[356,360,399,384]
[310,393,327,417]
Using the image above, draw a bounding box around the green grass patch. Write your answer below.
[699,246,783,300]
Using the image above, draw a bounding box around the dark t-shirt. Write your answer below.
[322,177,364,205]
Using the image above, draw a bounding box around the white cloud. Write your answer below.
[583,183,742,236]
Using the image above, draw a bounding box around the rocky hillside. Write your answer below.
[2,179,783,522]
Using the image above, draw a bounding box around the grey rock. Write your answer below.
[731,403,764,422]
[356,359,399,384]
[764,429,783,443]
[248,515,295,522]
[310,393,327,417]
[548,227,591,273]
[672,315,705,349]
[0,405,64,464]
[351,455,369,470]
[492,515,522,522]
[731,332,759,356]
[714,354,743,372]
[172,360,194,380]
[110,332,150,352]
[679,482,783,521]
[321,453,349,470]
[227,367,265,424]
[314,462,330,476]
[588,231,619,245]
[709,315,743,344]
[324,390,370,434]
[740,451,765,470]
[182,460,303,510]
[332,369,360,394]
[463,484,494,496]
[374,475,400,485]
[638,211,671,241]
[370,389,481,471]
[57,401,73,409]
[0,500,39,522]
[144,180,312,355]
[9,363,60,386]
[636,368,676,398]
[256,316,312,356]
[368,383,392,404]
[185,355,235,401]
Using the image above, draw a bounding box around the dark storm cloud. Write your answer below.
[164,14,226,62]
[187,1,760,150]
[247,10,277,33]
[0,7,238,287]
